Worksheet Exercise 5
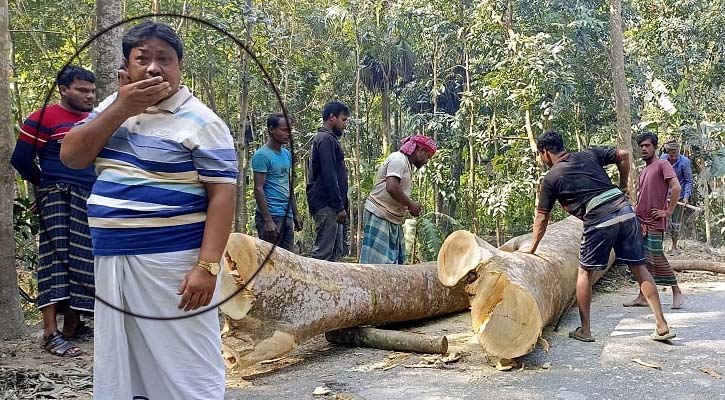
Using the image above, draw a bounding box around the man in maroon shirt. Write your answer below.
[626,132,685,309]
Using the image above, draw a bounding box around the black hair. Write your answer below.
[267,112,295,131]
[636,131,658,146]
[536,130,565,154]
[322,101,350,120]
[122,21,184,61]
[57,66,95,87]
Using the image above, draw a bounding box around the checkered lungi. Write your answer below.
[667,203,688,240]
[36,183,95,311]
[359,209,405,264]
[643,230,678,286]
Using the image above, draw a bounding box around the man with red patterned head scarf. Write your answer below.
[360,134,436,264]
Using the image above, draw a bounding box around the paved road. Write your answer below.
[226,275,725,400]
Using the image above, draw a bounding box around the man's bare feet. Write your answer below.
[623,298,648,307]
[672,292,685,309]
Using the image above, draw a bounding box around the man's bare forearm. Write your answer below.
[61,104,129,169]
[198,183,237,264]
[615,149,630,190]
[527,211,550,254]
[253,187,274,222]
[667,181,681,215]
[385,178,413,208]
[62,76,173,169]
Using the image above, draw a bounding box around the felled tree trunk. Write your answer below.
[219,233,469,370]
[438,217,606,359]
[670,260,725,274]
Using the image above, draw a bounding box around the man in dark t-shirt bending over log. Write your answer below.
[527,130,675,342]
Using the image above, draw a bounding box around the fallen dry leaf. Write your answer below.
[313,386,332,395]
[441,352,461,364]
[632,358,662,369]
[259,357,285,365]
[538,337,550,353]
[698,367,722,379]
[381,363,402,371]
[495,358,515,371]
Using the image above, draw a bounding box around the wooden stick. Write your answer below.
[677,201,703,211]
[325,327,448,354]
[670,260,725,274]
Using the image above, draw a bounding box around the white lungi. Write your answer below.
[93,249,225,400]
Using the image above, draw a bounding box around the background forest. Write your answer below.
[7,0,725,267]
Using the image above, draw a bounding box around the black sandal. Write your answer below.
[43,330,82,357]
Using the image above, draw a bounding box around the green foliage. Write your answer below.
[14,197,38,269]
[8,0,724,255]
[411,212,464,262]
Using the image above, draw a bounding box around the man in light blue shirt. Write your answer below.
[660,140,694,256]
[252,113,302,251]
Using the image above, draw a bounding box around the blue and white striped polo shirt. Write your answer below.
[86,86,238,255]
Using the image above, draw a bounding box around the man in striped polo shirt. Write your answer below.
[12,66,96,358]
[62,22,237,399]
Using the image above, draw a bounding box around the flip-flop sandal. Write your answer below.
[43,330,82,357]
[569,327,595,342]
[623,301,648,307]
[650,329,676,341]
[67,320,94,340]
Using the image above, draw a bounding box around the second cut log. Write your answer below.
[437,217,609,359]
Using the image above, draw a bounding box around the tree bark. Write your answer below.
[0,0,25,339]
[609,0,636,196]
[354,20,363,259]
[381,74,391,154]
[93,0,122,101]
[219,233,469,369]
[438,217,607,359]
[326,327,448,355]
[234,0,254,233]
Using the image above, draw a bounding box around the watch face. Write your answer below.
[211,262,221,275]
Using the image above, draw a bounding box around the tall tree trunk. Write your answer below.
[464,43,479,234]
[381,74,391,155]
[354,20,363,259]
[0,0,24,339]
[431,44,441,225]
[235,0,254,233]
[202,33,217,112]
[93,0,122,101]
[609,0,636,196]
[524,107,537,154]
[699,167,712,245]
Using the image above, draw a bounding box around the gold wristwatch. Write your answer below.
[196,259,221,276]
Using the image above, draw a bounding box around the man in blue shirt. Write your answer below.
[660,140,694,256]
[252,113,302,251]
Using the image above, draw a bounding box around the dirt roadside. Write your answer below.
[1,240,723,399]
[225,270,725,400]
